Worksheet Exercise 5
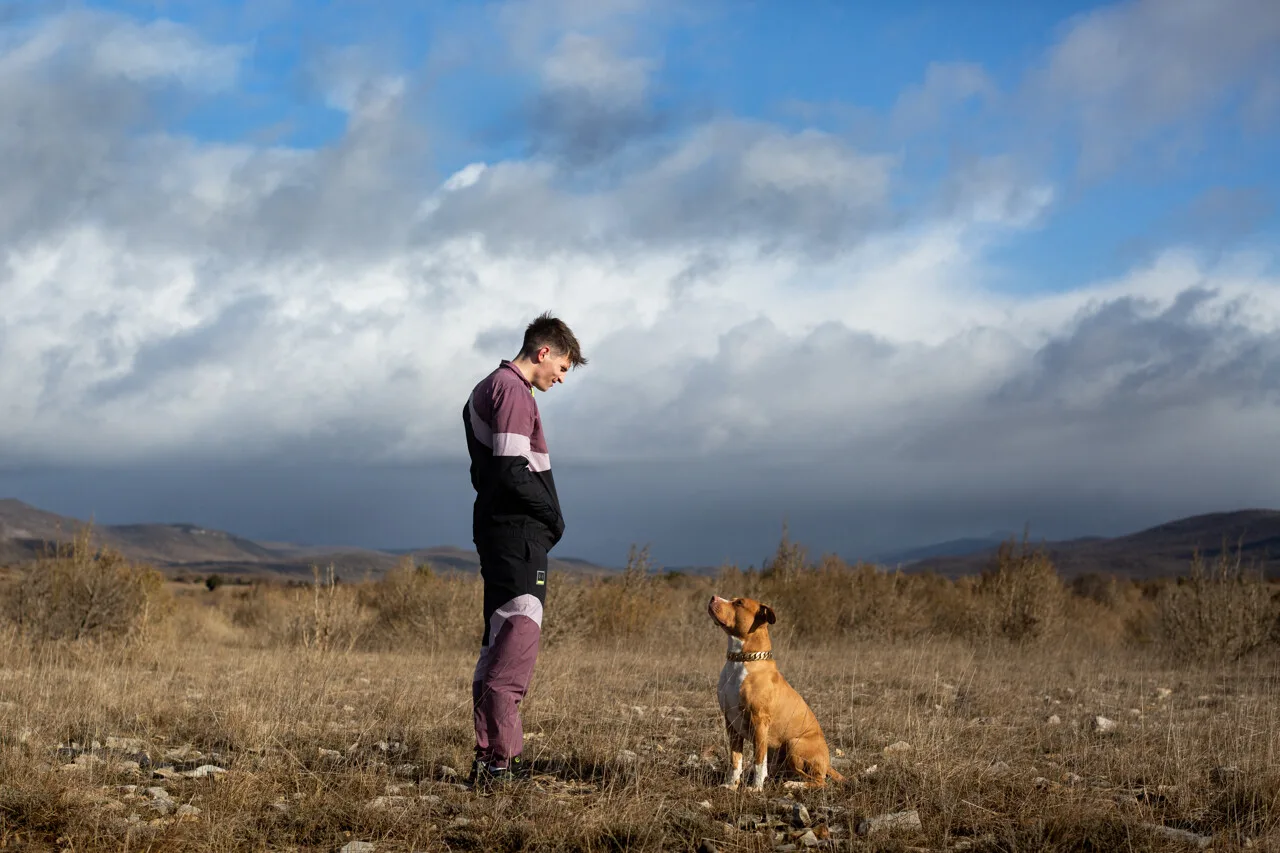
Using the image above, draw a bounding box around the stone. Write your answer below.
[1145,824,1211,849]
[183,765,226,779]
[365,796,409,810]
[339,843,376,853]
[798,829,822,847]
[882,740,913,757]
[176,804,201,819]
[1046,714,1062,725]
[772,799,811,828]
[856,809,922,836]
[1090,716,1117,733]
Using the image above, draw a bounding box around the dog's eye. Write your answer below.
[732,599,742,606]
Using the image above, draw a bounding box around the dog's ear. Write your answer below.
[755,604,776,626]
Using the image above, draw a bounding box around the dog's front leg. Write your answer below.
[722,728,744,789]
[748,721,770,791]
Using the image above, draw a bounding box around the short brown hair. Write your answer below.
[519,311,588,367]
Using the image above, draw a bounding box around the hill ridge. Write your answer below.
[0,498,613,581]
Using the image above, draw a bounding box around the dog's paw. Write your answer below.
[719,782,740,790]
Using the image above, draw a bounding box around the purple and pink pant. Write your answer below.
[472,593,543,764]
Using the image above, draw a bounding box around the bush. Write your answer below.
[5,527,167,643]
[970,538,1066,643]
[288,564,372,653]
[544,545,699,645]
[1156,545,1279,664]
[358,557,481,652]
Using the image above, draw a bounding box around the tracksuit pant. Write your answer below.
[472,535,548,765]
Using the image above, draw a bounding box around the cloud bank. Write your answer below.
[1,0,1278,564]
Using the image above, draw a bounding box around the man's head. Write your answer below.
[514,312,588,392]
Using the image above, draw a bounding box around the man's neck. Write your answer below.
[509,356,536,385]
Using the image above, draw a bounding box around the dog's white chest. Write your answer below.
[717,637,749,736]
[717,661,747,732]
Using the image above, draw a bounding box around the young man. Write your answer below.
[462,312,587,788]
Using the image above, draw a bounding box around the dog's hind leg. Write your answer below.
[782,736,835,790]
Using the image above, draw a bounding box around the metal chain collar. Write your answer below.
[726,650,774,662]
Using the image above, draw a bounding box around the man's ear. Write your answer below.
[755,604,776,626]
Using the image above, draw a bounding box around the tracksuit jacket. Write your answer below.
[463,360,565,603]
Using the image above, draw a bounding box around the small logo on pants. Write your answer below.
[536,571,546,585]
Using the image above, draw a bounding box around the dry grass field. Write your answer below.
[2,535,1279,852]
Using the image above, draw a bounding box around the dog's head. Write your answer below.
[707,595,776,639]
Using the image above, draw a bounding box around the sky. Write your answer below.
[2,0,1279,569]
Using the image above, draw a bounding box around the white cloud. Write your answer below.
[542,31,653,103]
[1034,0,1280,174]
[90,18,243,91]
[891,61,998,136]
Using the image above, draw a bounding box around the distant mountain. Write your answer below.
[875,535,1016,566]
[901,509,1280,580]
[0,498,614,581]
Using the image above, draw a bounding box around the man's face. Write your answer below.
[532,347,573,392]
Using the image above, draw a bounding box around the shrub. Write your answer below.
[358,557,481,652]
[288,564,373,653]
[1156,544,1279,664]
[970,537,1066,643]
[545,545,694,644]
[4,527,167,643]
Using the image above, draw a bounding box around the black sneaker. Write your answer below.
[475,755,530,790]
[465,756,488,789]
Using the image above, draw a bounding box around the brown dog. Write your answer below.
[707,595,844,791]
